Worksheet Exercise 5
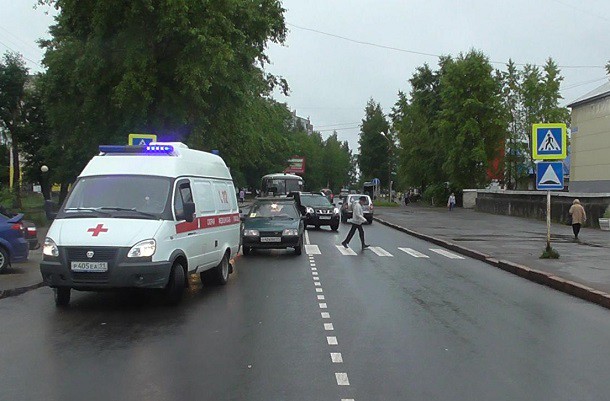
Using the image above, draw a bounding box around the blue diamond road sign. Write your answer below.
[371,178,381,185]
[536,161,564,190]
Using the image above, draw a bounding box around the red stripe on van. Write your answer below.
[175,213,240,234]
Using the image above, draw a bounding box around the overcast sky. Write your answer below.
[1,0,608,153]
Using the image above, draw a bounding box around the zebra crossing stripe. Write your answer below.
[305,244,321,254]
[336,245,357,256]
[398,247,429,258]
[430,248,464,259]
[369,246,393,257]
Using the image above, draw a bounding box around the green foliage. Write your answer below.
[0,51,30,206]
[540,243,560,259]
[393,52,569,194]
[438,51,507,189]
[40,0,288,186]
[603,206,610,219]
[422,183,449,207]
[358,99,391,186]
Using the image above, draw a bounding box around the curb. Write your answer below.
[0,282,46,300]
[374,216,610,311]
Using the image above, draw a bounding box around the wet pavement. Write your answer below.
[2,222,610,400]
[374,203,610,296]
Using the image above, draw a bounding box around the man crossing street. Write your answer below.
[342,196,370,250]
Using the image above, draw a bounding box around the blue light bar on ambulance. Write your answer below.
[98,145,174,154]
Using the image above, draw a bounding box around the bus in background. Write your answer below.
[363,182,375,199]
[261,173,304,197]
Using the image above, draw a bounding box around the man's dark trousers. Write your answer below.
[344,223,365,246]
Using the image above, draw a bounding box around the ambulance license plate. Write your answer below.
[261,237,282,243]
[71,261,108,272]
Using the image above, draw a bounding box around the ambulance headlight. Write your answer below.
[43,237,59,258]
[128,239,156,258]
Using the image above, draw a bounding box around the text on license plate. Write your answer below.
[319,215,331,219]
[71,261,108,272]
[261,237,282,243]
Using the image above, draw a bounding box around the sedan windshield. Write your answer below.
[249,202,299,219]
[63,175,171,217]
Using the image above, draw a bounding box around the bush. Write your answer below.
[603,206,610,219]
[422,183,450,207]
[0,188,15,208]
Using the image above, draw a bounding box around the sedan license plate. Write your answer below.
[319,215,332,220]
[261,236,282,243]
[71,261,108,272]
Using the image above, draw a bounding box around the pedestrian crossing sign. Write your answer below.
[128,133,157,146]
[536,161,564,190]
[532,123,567,160]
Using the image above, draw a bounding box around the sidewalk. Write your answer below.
[374,203,610,309]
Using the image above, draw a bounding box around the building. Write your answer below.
[567,81,610,193]
[291,110,314,135]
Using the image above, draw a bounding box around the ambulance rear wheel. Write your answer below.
[165,262,185,305]
[211,253,230,285]
[54,287,71,307]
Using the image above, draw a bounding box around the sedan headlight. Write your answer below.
[128,239,156,258]
[243,229,260,236]
[306,207,314,214]
[333,207,340,214]
[282,228,299,236]
[43,237,59,257]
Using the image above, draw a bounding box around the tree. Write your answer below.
[437,50,507,189]
[39,0,287,193]
[392,63,445,192]
[358,99,390,185]
[322,133,352,192]
[0,52,29,207]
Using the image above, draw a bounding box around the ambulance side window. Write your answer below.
[193,180,216,214]
[173,181,193,220]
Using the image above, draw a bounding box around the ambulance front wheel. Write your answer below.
[165,261,186,305]
[54,287,71,307]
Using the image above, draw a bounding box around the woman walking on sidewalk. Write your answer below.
[569,199,586,240]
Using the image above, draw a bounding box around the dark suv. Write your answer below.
[291,192,340,231]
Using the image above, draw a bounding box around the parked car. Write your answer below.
[0,213,30,272]
[339,194,374,224]
[297,193,339,231]
[241,197,304,255]
[0,207,40,250]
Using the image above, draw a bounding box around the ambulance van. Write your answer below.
[40,143,240,306]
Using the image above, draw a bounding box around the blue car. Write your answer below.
[0,213,29,272]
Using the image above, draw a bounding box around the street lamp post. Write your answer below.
[380,132,393,202]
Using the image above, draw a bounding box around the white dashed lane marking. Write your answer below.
[321,312,330,318]
[331,353,343,363]
[430,248,465,259]
[305,244,321,254]
[317,295,325,300]
[336,245,357,256]
[369,246,393,257]
[319,303,328,309]
[316,288,323,293]
[305,230,311,245]
[314,282,321,286]
[398,247,430,258]
[327,336,338,345]
[335,373,350,386]
[324,323,334,331]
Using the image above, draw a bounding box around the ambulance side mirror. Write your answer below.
[183,202,195,223]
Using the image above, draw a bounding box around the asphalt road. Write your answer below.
[2,222,610,401]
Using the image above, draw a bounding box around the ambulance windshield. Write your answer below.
[63,175,171,216]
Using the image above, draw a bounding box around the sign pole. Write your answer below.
[546,190,551,248]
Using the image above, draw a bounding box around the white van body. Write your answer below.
[40,143,240,302]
